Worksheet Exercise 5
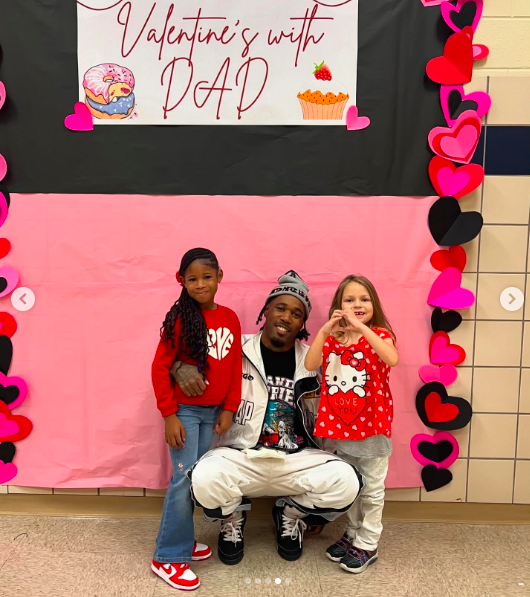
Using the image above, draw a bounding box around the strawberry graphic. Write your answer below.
[313,61,332,81]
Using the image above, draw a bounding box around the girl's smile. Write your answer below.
[341,282,374,325]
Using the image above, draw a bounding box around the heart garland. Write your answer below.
[416,2,485,494]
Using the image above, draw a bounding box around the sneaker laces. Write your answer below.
[281,514,307,547]
[347,546,368,562]
[221,518,243,544]
[162,563,188,574]
[336,535,353,550]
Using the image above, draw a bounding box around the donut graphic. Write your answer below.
[83,63,135,120]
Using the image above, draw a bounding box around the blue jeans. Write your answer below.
[154,404,220,563]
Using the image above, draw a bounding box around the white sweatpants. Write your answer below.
[191,447,362,522]
[340,455,389,551]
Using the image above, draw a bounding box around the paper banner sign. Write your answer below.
[428,110,481,165]
[428,267,475,310]
[441,85,491,127]
[0,335,13,376]
[0,266,19,299]
[0,441,15,464]
[429,331,466,365]
[429,156,484,199]
[431,307,463,334]
[0,155,7,183]
[419,364,458,387]
[0,82,5,111]
[441,0,483,34]
[0,401,32,442]
[421,465,453,492]
[428,196,483,246]
[411,431,459,468]
[426,29,473,85]
[0,313,17,338]
[416,381,473,431]
[431,245,467,272]
[64,102,94,132]
[0,371,27,411]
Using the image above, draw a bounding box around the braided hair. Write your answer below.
[256,298,310,342]
[160,248,219,373]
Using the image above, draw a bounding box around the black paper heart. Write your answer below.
[450,1,477,31]
[0,279,7,294]
[428,197,483,246]
[0,335,12,375]
[0,441,16,464]
[416,382,473,431]
[0,184,10,208]
[0,383,19,406]
[422,465,453,492]
[418,440,454,463]
[431,307,463,334]
[448,89,478,120]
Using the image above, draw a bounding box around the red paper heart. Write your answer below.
[425,391,459,423]
[0,401,32,442]
[430,246,467,272]
[429,331,466,365]
[426,30,473,85]
[429,111,482,164]
[0,313,17,338]
[0,239,10,259]
[429,157,484,199]
[473,44,489,61]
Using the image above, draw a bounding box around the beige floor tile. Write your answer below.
[482,177,530,225]
[0,550,157,597]
[452,366,473,401]
[464,237,479,273]
[514,461,530,505]
[461,273,477,320]
[53,488,98,496]
[404,555,489,597]
[17,517,159,554]
[0,484,7,494]
[524,325,530,367]
[526,276,530,320]
[385,488,420,502]
[420,459,467,503]
[520,369,530,413]
[0,516,36,569]
[467,460,515,504]
[461,524,530,559]
[477,274,526,320]
[489,78,530,125]
[146,489,167,497]
[452,426,470,457]
[475,321,523,366]
[450,321,475,366]
[100,488,145,497]
[472,367,520,412]
[479,226,528,273]
[516,415,530,458]
[469,414,518,458]
[7,486,53,495]
[464,76,489,94]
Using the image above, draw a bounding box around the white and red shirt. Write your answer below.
[314,328,393,441]
[152,305,242,417]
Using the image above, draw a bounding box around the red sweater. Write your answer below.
[152,305,242,418]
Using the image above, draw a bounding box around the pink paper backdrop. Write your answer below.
[2,194,437,489]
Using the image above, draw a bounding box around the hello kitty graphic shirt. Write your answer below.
[314,328,394,441]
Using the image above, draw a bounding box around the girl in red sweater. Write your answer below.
[305,275,398,575]
[151,248,242,591]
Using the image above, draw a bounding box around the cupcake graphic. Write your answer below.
[297,61,349,120]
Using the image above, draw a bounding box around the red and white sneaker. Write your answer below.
[151,561,200,591]
[192,541,212,561]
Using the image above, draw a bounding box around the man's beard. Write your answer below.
[269,336,287,349]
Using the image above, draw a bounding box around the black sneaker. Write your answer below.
[340,547,378,574]
[272,505,307,561]
[326,534,354,562]
[218,511,246,566]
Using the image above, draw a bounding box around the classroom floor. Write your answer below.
[0,514,529,597]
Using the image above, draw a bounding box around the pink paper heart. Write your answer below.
[428,267,475,309]
[0,461,17,484]
[419,364,458,387]
[0,193,8,228]
[440,85,491,127]
[420,0,450,5]
[0,154,7,182]
[0,82,6,111]
[64,102,94,132]
[0,413,20,438]
[441,0,483,34]
[473,44,489,60]
[0,371,28,410]
[410,432,459,469]
[439,124,478,159]
[346,106,370,131]
[430,336,463,365]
